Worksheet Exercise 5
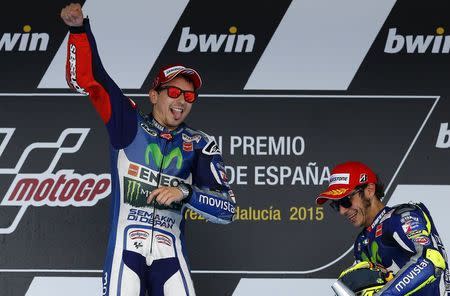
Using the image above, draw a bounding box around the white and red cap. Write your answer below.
[316,161,377,205]
[151,65,202,90]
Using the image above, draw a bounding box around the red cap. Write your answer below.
[151,65,202,91]
[316,161,377,205]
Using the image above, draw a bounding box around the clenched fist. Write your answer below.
[61,3,84,27]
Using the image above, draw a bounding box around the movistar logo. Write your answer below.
[145,144,183,169]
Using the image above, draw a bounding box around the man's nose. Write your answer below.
[176,95,187,104]
[339,205,347,215]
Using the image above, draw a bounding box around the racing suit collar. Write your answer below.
[366,206,390,232]
[147,114,186,135]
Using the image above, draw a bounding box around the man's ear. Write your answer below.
[149,89,158,104]
[365,183,376,199]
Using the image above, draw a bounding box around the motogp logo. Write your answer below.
[0,128,111,234]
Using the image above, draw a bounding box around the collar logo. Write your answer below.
[160,133,173,141]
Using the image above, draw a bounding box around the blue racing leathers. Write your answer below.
[65,19,236,296]
[354,203,450,295]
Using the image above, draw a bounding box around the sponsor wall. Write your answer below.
[1,0,449,295]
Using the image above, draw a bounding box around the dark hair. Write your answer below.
[355,176,385,200]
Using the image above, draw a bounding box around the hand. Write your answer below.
[60,3,84,27]
[338,261,391,295]
[147,186,184,207]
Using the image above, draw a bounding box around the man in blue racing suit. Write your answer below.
[61,4,236,295]
[316,161,450,295]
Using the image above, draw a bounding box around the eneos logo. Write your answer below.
[0,128,111,234]
[0,25,49,52]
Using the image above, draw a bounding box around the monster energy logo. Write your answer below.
[361,241,382,264]
[126,179,141,201]
[145,144,183,169]
[125,177,153,208]
[124,177,182,210]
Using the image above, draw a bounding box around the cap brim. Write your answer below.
[161,68,202,90]
[315,187,351,205]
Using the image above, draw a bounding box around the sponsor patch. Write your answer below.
[369,209,387,230]
[359,173,368,183]
[329,173,350,185]
[155,234,172,246]
[182,133,201,143]
[400,215,419,223]
[128,164,139,177]
[394,261,429,293]
[322,188,349,196]
[68,44,89,95]
[202,138,221,155]
[375,224,383,237]
[183,142,193,152]
[151,118,165,131]
[163,66,184,77]
[414,236,431,246]
[406,230,423,239]
[127,209,177,229]
[199,194,235,213]
[129,229,149,240]
[402,221,421,234]
[160,133,173,140]
[140,122,158,137]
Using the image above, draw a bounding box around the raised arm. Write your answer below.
[61,3,137,149]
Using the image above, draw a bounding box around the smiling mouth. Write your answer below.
[170,106,184,120]
[347,212,357,223]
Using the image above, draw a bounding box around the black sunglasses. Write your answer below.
[329,189,362,212]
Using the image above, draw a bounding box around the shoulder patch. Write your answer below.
[202,138,221,155]
[182,133,202,143]
[184,128,211,141]
[393,203,418,215]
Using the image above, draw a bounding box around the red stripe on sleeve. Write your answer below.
[66,33,112,124]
